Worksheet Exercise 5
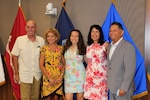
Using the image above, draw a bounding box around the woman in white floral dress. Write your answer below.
[84,25,109,100]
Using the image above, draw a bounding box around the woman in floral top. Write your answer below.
[39,28,65,100]
[63,29,86,100]
[84,25,109,100]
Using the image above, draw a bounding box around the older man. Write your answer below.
[12,20,44,100]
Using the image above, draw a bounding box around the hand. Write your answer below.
[48,75,63,86]
[119,89,126,96]
[14,73,20,84]
[48,75,55,82]
[55,75,63,84]
[49,80,56,86]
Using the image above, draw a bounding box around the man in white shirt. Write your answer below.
[11,20,45,100]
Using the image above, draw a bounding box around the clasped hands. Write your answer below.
[48,75,63,86]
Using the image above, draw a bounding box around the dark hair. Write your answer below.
[63,29,86,55]
[87,24,105,45]
[111,22,123,30]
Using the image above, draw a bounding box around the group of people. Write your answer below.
[11,20,136,100]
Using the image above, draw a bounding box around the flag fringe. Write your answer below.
[132,91,148,99]
[147,72,150,82]
[13,92,17,100]
[0,81,6,86]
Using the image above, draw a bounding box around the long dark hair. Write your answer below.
[87,24,105,45]
[63,29,86,55]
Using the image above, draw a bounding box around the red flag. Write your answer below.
[4,6,26,100]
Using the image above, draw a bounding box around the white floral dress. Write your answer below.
[84,43,108,100]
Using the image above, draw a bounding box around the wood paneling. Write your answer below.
[0,56,15,100]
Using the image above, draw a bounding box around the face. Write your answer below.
[70,31,79,45]
[46,32,57,44]
[91,27,100,43]
[109,24,123,43]
[25,20,36,36]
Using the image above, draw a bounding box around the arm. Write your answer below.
[61,55,65,75]
[55,55,65,84]
[119,44,136,96]
[103,42,109,51]
[12,55,20,84]
[39,53,55,83]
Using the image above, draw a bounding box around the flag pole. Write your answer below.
[111,0,116,4]
[62,0,66,10]
[111,0,116,7]
[19,0,21,7]
[111,0,118,10]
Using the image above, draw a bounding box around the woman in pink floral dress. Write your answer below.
[84,25,109,100]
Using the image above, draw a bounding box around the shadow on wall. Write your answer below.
[0,37,5,55]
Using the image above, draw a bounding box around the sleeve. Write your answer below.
[11,38,20,56]
[120,44,136,92]
[40,46,46,55]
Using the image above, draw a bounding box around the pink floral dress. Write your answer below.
[84,43,108,100]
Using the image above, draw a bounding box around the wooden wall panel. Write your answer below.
[0,56,15,100]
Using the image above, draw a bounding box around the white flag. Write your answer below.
[0,52,6,86]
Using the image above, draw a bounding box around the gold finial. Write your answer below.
[62,0,66,10]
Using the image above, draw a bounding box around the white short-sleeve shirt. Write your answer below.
[11,35,45,83]
[109,37,123,60]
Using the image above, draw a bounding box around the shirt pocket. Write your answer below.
[35,47,40,56]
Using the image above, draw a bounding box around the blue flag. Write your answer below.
[55,7,75,45]
[147,66,150,82]
[102,3,148,99]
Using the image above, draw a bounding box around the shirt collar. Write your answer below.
[111,37,123,46]
[25,35,38,42]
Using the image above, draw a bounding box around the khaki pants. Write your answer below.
[20,77,41,100]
